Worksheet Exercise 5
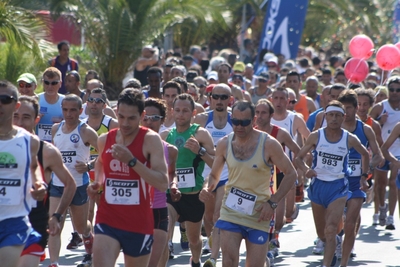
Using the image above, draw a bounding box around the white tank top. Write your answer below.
[0,128,33,221]
[380,100,400,156]
[52,121,90,186]
[271,111,296,158]
[79,103,89,120]
[312,128,349,182]
[202,111,233,181]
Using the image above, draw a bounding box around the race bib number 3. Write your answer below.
[105,178,139,205]
[226,187,257,215]
[177,167,196,188]
[0,178,22,206]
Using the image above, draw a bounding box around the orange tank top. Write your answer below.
[294,94,309,121]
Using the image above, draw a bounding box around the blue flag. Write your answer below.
[393,0,400,43]
[258,0,309,60]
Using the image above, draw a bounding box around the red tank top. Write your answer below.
[364,116,373,127]
[96,127,154,234]
[294,94,309,121]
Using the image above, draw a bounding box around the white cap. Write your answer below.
[263,53,278,64]
[208,71,218,81]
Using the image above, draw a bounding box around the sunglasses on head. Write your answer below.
[0,95,17,105]
[18,82,33,88]
[231,118,252,127]
[289,100,297,104]
[143,115,163,122]
[43,80,60,86]
[211,94,229,100]
[87,97,105,104]
[388,87,400,93]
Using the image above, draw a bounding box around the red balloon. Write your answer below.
[344,58,369,83]
[349,35,374,59]
[376,44,400,71]
[395,42,400,51]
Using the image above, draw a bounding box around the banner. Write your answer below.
[258,0,309,60]
[393,0,400,43]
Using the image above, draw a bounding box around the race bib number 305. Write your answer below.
[0,178,22,205]
[226,187,257,215]
[177,167,196,188]
[105,178,139,205]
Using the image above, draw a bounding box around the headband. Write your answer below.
[325,106,344,114]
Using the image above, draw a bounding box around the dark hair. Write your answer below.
[57,40,70,51]
[0,80,18,99]
[334,68,345,77]
[147,67,163,77]
[162,81,182,95]
[173,93,195,111]
[322,68,332,75]
[256,99,274,115]
[330,83,346,93]
[338,89,358,108]
[354,88,375,106]
[145,98,167,120]
[171,77,188,92]
[19,95,39,117]
[232,100,255,118]
[272,87,288,99]
[286,71,301,81]
[67,70,81,82]
[62,94,83,109]
[85,70,99,80]
[218,63,232,73]
[124,78,141,89]
[387,76,400,87]
[312,56,321,66]
[117,88,145,114]
[89,88,108,102]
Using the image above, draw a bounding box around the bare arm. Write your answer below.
[202,137,228,192]
[381,123,400,168]
[104,106,117,119]
[187,127,215,168]
[88,133,107,199]
[348,133,370,191]
[363,124,384,169]
[232,85,244,100]
[371,119,383,146]
[278,128,301,165]
[295,131,319,177]
[295,114,311,139]
[368,102,384,120]
[193,113,208,127]
[30,135,46,201]
[313,112,324,131]
[307,97,317,114]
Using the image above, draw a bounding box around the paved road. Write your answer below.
[40,192,400,267]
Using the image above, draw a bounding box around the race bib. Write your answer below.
[105,178,139,205]
[226,187,257,215]
[0,178,22,206]
[348,159,361,177]
[37,124,52,142]
[177,167,196,188]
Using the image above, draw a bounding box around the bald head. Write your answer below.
[212,83,231,95]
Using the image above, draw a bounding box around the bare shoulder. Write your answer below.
[193,112,209,126]
[160,129,171,140]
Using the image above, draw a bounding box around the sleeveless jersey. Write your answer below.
[363,116,373,127]
[251,87,271,104]
[79,103,88,120]
[220,132,273,232]
[0,128,33,221]
[348,120,368,178]
[166,124,205,193]
[37,93,65,142]
[52,121,90,186]
[96,127,153,234]
[202,111,233,181]
[152,141,169,209]
[312,129,350,182]
[271,111,296,159]
[294,94,309,121]
[380,100,400,156]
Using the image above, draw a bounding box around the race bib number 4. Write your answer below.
[0,178,22,205]
[226,187,257,215]
[105,178,139,205]
[177,167,196,188]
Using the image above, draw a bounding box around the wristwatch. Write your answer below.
[52,213,64,223]
[198,147,206,156]
[128,157,137,168]
[267,199,278,209]
[361,173,369,178]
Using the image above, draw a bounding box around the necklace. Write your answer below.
[0,128,14,137]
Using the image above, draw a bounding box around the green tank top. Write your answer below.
[166,124,205,193]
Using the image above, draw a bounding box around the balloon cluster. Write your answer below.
[345,34,400,83]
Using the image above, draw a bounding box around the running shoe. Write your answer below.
[295,184,304,202]
[335,235,342,259]
[386,216,395,230]
[379,204,387,226]
[189,256,201,267]
[77,254,92,267]
[269,238,280,258]
[66,232,83,250]
[202,238,211,255]
[168,240,174,259]
[372,214,379,226]
[312,238,324,255]
[180,227,189,250]
[350,247,356,258]
[267,251,275,267]
[203,258,216,267]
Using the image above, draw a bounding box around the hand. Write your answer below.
[87,182,101,199]
[31,182,47,201]
[170,184,181,202]
[75,160,88,174]
[378,111,388,125]
[305,168,317,178]
[199,187,214,203]
[184,135,201,155]
[48,216,61,236]
[111,144,134,164]
[360,178,369,192]
[255,201,275,222]
[391,160,400,170]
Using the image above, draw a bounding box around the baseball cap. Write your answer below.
[233,61,245,73]
[17,73,37,84]
[258,72,270,80]
[207,71,218,81]
[232,74,244,82]
[205,84,216,95]
[263,53,278,64]
[186,71,198,82]
[143,45,155,51]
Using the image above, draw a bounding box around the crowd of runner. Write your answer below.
[1,40,400,267]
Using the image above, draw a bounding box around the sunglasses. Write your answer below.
[211,94,229,100]
[87,97,105,104]
[143,115,163,122]
[258,79,268,83]
[388,88,400,93]
[0,95,17,105]
[43,80,60,86]
[289,100,297,104]
[196,84,206,88]
[231,118,252,127]
[18,82,33,88]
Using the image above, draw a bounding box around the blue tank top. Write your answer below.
[348,120,368,177]
[37,93,65,142]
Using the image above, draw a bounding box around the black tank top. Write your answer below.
[134,65,150,86]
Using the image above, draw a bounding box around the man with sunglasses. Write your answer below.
[160,94,215,267]
[17,73,38,98]
[193,84,233,267]
[0,81,46,267]
[217,63,252,104]
[37,67,65,143]
[200,100,297,267]
[369,76,400,230]
[248,72,272,105]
